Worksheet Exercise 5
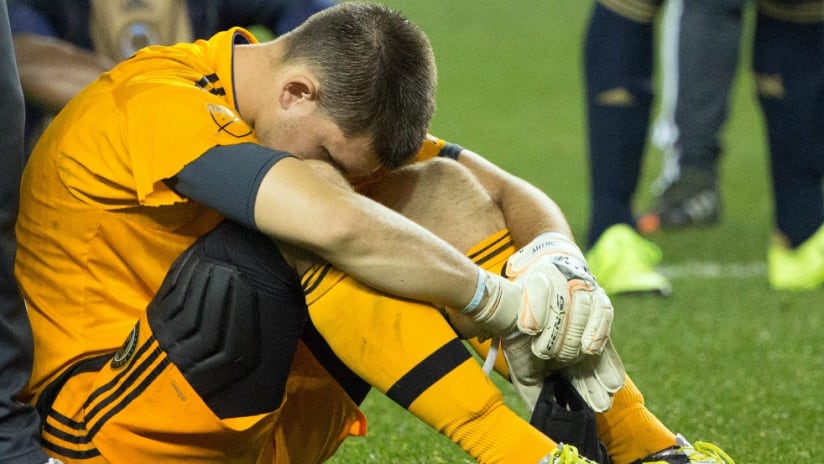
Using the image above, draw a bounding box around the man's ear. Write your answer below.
[278,76,317,109]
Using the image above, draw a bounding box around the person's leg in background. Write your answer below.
[641,0,747,232]
[756,0,824,290]
[0,0,51,461]
[583,0,672,296]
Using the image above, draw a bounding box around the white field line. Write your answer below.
[658,261,766,279]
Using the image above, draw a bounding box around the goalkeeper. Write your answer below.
[13,5,620,461]
[29,133,734,464]
[14,5,569,462]
[15,3,732,461]
[275,137,735,464]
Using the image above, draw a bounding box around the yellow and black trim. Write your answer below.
[599,0,662,23]
[37,335,169,460]
[757,0,824,23]
[466,229,514,273]
[384,338,472,409]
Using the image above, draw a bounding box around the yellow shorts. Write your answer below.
[39,312,366,464]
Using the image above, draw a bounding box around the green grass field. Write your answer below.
[329,1,824,462]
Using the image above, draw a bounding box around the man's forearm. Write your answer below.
[254,157,483,311]
[14,34,113,112]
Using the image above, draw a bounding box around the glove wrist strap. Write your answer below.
[461,267,488,314]
[529,232,584,260]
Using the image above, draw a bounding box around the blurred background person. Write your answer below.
[642,0,741,232]
[0,0,54,461]
[641,0,824,291]
[8,0,335,155]
[583,0,824,295]
[582,0,673,297]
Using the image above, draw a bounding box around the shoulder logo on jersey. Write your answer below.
[207,103,253,138]
[111,323,140,369]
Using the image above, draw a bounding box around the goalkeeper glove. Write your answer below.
[457,265,573,341]
[505,232,625,412]
[505,232,613,362]
[562,339,625,413]
[500,332,550,411]
[501,332,626,413]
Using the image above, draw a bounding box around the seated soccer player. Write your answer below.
[286,137,736,464]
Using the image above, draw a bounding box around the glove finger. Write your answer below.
[580,288,614,355]
[563,358,614,413]
[592,339,626,394]
[516,260,566,334]
[505,252,536,278]
[531,326,559,360]
[502,334,549,411]
[503,334,548,384]
[533,283,591,362]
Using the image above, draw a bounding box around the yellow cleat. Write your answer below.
[539,444,600,464]
[586,224,672,296]
[768,225,824,291]
[632,434,734,464]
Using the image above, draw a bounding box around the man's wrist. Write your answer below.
[461,267,488,314]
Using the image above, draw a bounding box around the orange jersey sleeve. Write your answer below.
[15,28,264,399]
[414,133,465,162]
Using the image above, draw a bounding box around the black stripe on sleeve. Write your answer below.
[438,142,464,160]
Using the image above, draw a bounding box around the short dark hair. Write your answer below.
[280,2,437,169]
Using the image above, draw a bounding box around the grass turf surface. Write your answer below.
[329,1,824,462]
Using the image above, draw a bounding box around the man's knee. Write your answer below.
[148,222,307,419]
[366,158,506,252]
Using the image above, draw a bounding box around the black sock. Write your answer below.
[584,3,656,247]
[754,13,824,247]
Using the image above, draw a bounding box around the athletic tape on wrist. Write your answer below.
[461,267,487,314]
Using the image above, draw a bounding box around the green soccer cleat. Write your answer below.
[586,224,672,296]
[631,434,734,464]
[768,225,824,291]
[539,444,601,464]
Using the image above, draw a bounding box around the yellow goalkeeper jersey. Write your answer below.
[15,27,260,401]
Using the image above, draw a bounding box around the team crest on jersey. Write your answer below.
[207,103,253,138]
[111,323,140,369]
